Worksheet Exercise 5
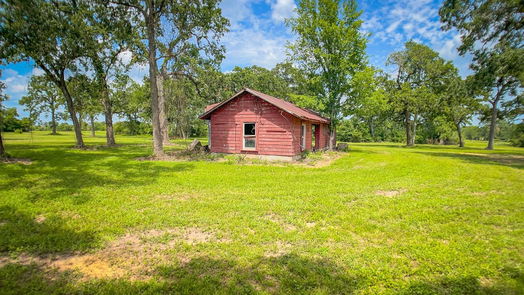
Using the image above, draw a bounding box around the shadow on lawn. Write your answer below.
[0,146,194,203]
[415,151,524,170]
[0,206,98,253]
[0,254,362,294]
[1,255,522,294]
[401,270,524,295]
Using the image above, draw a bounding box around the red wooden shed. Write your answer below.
[199,88,331,160]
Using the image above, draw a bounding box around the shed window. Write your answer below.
[243,123,256,149]
[301,124,306,150]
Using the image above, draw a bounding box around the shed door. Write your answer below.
[300,123,306,151]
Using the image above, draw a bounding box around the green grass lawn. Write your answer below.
[1,131,523,294]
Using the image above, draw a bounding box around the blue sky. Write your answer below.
[1,0,471,119]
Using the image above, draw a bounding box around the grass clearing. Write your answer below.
[0,131,523,294]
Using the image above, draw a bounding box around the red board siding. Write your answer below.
[208,93,329,156]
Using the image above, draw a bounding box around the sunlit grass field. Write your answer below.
[1,131,523,294]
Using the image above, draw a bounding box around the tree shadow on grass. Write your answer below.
[0,254,363,294]
[0,205,98,254]
[0,146,194,203]
[1,254,522,294]
[155,254,363,294]
[402,271,524,295]
[414,151,524,170]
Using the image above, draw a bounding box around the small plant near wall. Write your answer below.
[299,150,310,160]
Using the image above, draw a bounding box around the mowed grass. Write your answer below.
[0,131,523,294]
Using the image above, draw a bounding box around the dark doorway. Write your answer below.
[312,124,320,151]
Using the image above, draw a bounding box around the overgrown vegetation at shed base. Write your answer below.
[0,131,523,294]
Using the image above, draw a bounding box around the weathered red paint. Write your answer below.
[200,89,331,157]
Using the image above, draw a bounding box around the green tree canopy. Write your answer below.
[287,0,368,149]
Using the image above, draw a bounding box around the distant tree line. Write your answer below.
[0,0,522,156]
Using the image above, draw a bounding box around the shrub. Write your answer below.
[510,122,524,147]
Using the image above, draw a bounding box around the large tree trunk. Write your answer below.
[146,9,164,156]
[101,82,116,146]
[405,109,413,146]
[58,80,84,148]
[157,73,170,145]
[50,102,57,135]
[369,117,375,141]
[328,123,336,150]
[412,114,417,146]
[78,112,83,130]
[486,100,498,150]
[90,115,96,137]
[0,131,5,158]
[456,122,464,148]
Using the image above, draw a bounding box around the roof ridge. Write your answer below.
[200,88,329,123]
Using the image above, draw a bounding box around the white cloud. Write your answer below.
[126,62,148,83]
[219,0,292,70]
[1,70,30,95]
[222,27,289,69]
[361,0,472,76]
[9,83,28,93]
[117,50,133,65]
[220,0,254,28]
[32,67,45,76]
[269,0,296,22]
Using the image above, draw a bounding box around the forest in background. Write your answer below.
[1,0,522,156]
[3,62,523,146]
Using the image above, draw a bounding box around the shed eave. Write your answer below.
[199,88,330,124]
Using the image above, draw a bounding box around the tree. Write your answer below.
[387,41,451,146]
[0,72,7,158]
[0,0,89,147]
[156,1,228,144]
[112,74,150,135]
[441,76,479,147]
[19,75,63,135]
[109,0,229,156]
[440,0,524,149]
[81,2,139,145]
[349,67,389,141]
[287,0,368,149]
[68,74,101,136]
[469,44,523,149]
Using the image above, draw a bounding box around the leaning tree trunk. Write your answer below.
[157,73,170,145]
[101,81,116,146]
[456,122,464,148]
[50,101,57,135]
[411,114,418,146]
[90,115,96,137]
[405,109,413,146]
[58,80,84,148]
[146,10,164,156]
[328,122,336,150]
[486,100,499,150]
[0,131,5,158]
[369,117,375,141]
[0,100,4,157]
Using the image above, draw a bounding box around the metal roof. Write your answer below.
[199,88,329,124]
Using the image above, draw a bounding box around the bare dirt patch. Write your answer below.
[305,222,316,228]
[137,149,221,162]
[375,189,407,198]
[264,213,297,232]
[264,241,292,258]
[462,153,524,166]
[59,210,81,219]
[34,215,46,223]
[0,227,229,281]
[138,150,345,168]
[1,158,32,165]
[155,192,200,201]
